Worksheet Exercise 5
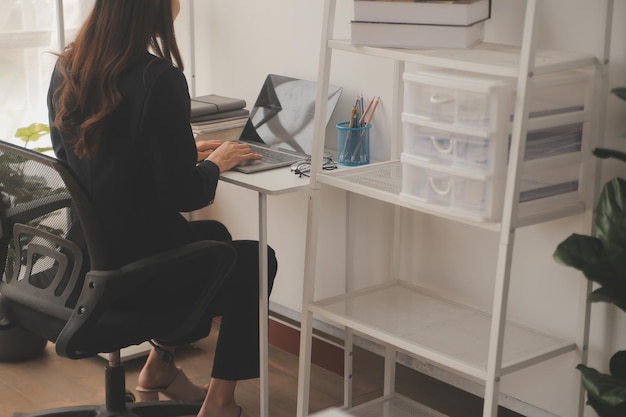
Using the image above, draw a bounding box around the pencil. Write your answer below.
[342,106,358,162]
[351,97,380,162]
[358,96,375,127]
[349,105,357,128]
[364,96,380,126]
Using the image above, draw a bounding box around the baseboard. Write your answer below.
[268,315,344,376]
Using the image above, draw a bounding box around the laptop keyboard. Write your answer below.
[248,143,305,164]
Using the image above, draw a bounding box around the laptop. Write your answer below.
[232,74,343,174]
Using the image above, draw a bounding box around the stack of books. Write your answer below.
[190,94,249,141]
[351,0,491,49]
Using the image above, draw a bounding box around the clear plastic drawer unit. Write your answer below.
[400,67,593,222]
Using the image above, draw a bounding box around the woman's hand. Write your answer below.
[198,140,262,172]
[196,140,223,162]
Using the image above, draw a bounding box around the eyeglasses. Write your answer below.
[291,154,337,177]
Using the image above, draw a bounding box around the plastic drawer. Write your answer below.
[403,68,591,130]
[403,70,511,129]
[402,121,497,173]
[400,154,502,221]
[521,123,583,161]
[520,162,581,203]
[403,119,584,174]
[523,71,591,119]
[400,153,582,221]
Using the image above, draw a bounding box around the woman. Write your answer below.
[47,1,275,417]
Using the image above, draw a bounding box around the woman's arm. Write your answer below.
[142,67,220,212]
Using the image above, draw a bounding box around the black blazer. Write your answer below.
[48,53,221,268]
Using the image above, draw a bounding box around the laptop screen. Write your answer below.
[239,74,343,155]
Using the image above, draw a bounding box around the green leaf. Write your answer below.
[0,153,27,165]
[596,178,626,253]
[553,233,606,271]
[585,250,626,283]
[586,395,626,417]
[594,148,626,164]
[14,123,50,144]
[610,351,626,380]
[31,146,53,153]
[612,87,626,102]
[589,287,626,313]
[577,364,626,408]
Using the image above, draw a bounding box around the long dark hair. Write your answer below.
[52,0,184,157]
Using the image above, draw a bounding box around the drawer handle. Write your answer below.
[429,177,452,196]
[429,94,454,105]
[430,136,454,154]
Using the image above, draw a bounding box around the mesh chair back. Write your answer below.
[0,142,92,338]
[0,140,236,359]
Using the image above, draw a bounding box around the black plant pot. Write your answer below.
[0,326,47,361]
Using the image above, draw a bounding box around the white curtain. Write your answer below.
[0,0,94,145]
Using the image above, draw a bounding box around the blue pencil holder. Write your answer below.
[337,121,371,166]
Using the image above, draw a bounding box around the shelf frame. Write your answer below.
[315,161,589,231]
[296,1,614,416]
[327,40,597,78]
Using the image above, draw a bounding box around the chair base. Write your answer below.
[11,401,201,417]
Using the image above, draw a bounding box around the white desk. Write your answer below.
[219,166,309,417]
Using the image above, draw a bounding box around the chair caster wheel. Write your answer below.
[125,389,136,403]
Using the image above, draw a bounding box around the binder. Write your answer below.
[190,94,247,121]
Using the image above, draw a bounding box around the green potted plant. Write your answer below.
[553,86,626,417]
[1,123,54,278]
[0,123,52,361]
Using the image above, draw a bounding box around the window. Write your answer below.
[0,0,94,145]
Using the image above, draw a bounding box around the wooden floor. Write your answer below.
[0,323,375,417]
[0,321,526,417]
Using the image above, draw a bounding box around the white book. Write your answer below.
[350,20,485,49]
[194,126,244,142]
[191,116,248,133]
[353,0,491,25]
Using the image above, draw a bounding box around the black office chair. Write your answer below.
[0,140,236,417]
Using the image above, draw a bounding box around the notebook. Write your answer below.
[232,74,343,174]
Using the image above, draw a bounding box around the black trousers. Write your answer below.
[191,220,278,380]
[146,220,278,381]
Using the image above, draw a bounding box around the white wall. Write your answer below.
[177,1,626,416]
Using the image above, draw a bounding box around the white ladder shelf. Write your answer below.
[296,1,614,416]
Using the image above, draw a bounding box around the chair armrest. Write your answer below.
[55,240,235,358]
